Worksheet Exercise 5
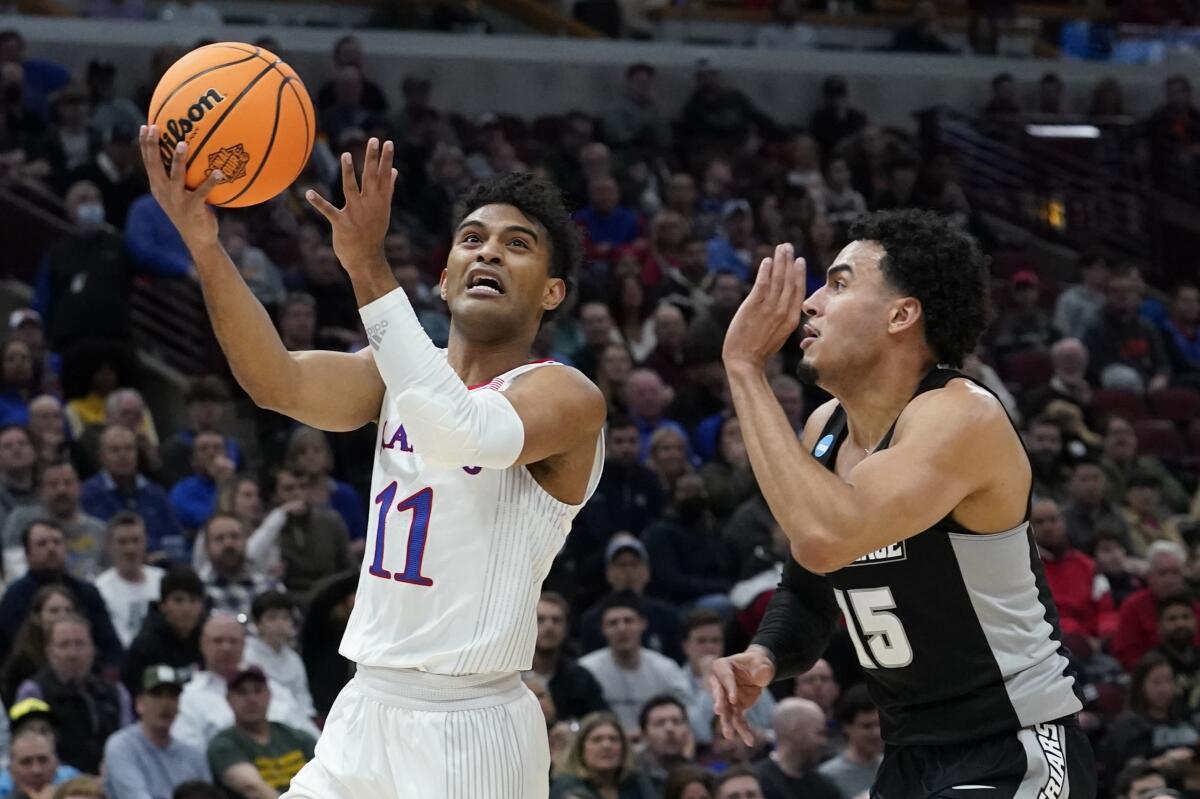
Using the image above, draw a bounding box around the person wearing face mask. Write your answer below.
[32,180,133,355]
[642,473,735,613]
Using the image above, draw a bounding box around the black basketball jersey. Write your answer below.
[814,368,1084,746]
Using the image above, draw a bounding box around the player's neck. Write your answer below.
[446,327,535,388]
[834,359,929,455]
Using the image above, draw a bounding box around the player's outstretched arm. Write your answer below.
[138,125,384,432]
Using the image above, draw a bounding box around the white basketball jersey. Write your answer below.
[339,361,604,675]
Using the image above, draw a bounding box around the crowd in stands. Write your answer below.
[0,20,1199,799]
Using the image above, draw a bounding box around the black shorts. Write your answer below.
[872,719,1096,799]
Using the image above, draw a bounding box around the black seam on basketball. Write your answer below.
[215,76,290,206]
[149,49,260,123]
[184,61,278,173]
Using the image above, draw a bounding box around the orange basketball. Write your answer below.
[148,42,315,208]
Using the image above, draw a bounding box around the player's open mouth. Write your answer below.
[465,270,506,296]
[800,324,820,349]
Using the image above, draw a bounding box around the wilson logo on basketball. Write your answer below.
[156,88,227,168]
[207,145,251,183]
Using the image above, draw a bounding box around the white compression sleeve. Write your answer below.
[359,288,526,470]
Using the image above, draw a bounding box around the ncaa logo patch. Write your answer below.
[813,434,834,458]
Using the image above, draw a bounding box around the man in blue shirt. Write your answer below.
[169,431,235,532]
[573,175,642,265]
[706,199,755,281]
[104,665,210,799]
[80,425,184,562]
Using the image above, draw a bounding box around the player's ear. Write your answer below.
[541,277,566,312]
[888,297,923,335]
[438,268,448,302]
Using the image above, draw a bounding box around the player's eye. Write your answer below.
[462,233,481,244]
[509,238,528,249]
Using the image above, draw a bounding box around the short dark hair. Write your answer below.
[21,518,63,552]
[599,590,643,620]
[638,694,686,730]
[607,415,638,433]
[36,459,75,483]
[713,766,761,793]
[453,172,582,320]
[173,781,227,799]
[681,608,724,642]
[538,590,570,618]
[160,566,204,602]
[834,683,877,726]
[203,512,243,536]
[1157,594,1194,618]
[848,210,990,368]
[185,375,231,404]
[1113,761,1167,798]
[105,510,144,536]
[251,590,295,623]
[1090,528,1128,552]
[627,62,655,79]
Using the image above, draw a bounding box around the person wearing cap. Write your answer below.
[206,666,316,799]
[989,269,1057,360]
[525,592,609,724]
[103,665,209,799]
[579,532,682,661]
[706,200,755,281]
[578,591,690,732]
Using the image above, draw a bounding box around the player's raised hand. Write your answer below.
[708,646,777,746]
[306,137,398,274]
[138,124,225,248]
[722,243,807,371]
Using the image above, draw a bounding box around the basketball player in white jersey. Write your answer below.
[139,128,606,798]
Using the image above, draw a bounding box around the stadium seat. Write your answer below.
[1092,389,1147,421]
[1093,681,1128,721]
[1002,350,1054,390]
[1148,387,1200,424]
[1133,419,1186,459]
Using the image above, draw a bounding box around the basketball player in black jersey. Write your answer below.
[709,210,1096,798]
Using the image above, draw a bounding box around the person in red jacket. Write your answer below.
[1112,541,1200,672]
[1034,497,1117,643]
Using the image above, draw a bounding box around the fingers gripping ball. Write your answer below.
[148,42,315,208]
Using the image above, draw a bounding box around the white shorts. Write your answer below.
[282,666,550,799]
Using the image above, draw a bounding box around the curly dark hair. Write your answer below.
[848,209,990,368]
[452,172,582,323]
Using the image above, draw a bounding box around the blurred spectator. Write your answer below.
[33,181,134,354]
[641,305,689,395]
[623,369,687,463]
[1101,652,1198,783]
[610,276,656,363]
[680,609,774,747]
[1113,542,1200,671]
[192,475,277,577]
[158,0,222,24]
[817,685,882,799]
[647,427,693,497]
[1054,253,1110,342]
[595,418,665,537]
[809,77,866,158]
[283,427,364,542]
[982,73,1020,116]
[85,59,140,145]
[1123,473,1186,557]
[697,416,756,521]
[85,0,147,19]
[217,214,286,311]
[95,512,164,648]
[1037,73,1065,116]
[430,0,493,34]
[792,660,843,754]
[755,0,817,49]
[1024,415,1071,503]
[1089,77,1125,118]
[42,84,96,192]
[604,63,668,158]
[0,521,122,670]
[243,591,314,720]
[121,567,204,699]
[678,59,777,161]
[1112,762,1168,799]
[579,591,689,731]
[0,426,37,519]
[300,245,365,350]
[125,194,191,279]
[319,67,374,156]
[8,313,57,399]
[644,474,734,610]
[1101,416,1190,516]
[171,614,318,752]
[0,342,37,428]
[990,271,1056,358]
[255,467,352,598]
[783,133,825,199]
[4,730,74,799]
[16,614,132,773]
[753,698,841,799]
[891,0,957,53]
[1094,529,1144,608]
[573,302,620,380]
[91,388,162,480]
[79,425,183,562]
[687,273,746,358]
[550,711,653,797]
[2,461,104,581]
[103,664,208,799]
[528,592,609,723]
[25,396,87,476]
[547,111,596,211]
[1144,75,1200,190]
[637,695,695,795]
[1020,338,1095,426]
[159,377,241,488]
[663,765,713,799]
[172,781,225,799]
[576,176,642,266]
[315,37,388,115]
[1034,497,1116,641]
[707,201,755,281]
[168,431,234,533]
[1150,595,1200,712]
[198,515,277,621]
[0,585,76,706]
[714,767,765,799]
[1062,459,1131,553]
[0,30,69,117]
[580,534,682,661]
[820,159,867,227]
[1160,283,1200,387]
[207,666,316,799]
[299,570,357,719]
[1084,265,1171,392]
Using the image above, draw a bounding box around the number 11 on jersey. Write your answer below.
[369,481,435,586]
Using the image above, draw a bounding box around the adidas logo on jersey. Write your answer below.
[848,541,906,566]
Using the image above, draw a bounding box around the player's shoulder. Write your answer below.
[801,398,841,449]
[510,363,606,416]
[898,376,1012,445]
